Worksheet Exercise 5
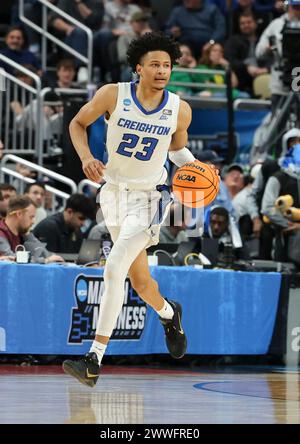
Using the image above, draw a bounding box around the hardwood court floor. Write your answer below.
[0,365,299,424]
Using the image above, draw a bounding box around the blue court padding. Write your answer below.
[0,263,281,356]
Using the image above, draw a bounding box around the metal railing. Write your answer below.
[234,98,271,110]
[0,166,71,212]
[78,179,100,194]
[0,154,77,210]
[0,55,42,161]
[19,0,93,83]
[38,87,87,159]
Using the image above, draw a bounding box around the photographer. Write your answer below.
[255,0,300,112]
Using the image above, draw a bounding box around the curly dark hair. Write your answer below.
[127,32,181,73]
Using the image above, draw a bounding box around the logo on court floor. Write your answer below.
[67,275,147,344]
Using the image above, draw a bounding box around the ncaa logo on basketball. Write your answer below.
[68,275,147,344]
[177,174,196,183]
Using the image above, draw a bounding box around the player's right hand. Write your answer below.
[82,157,106,183]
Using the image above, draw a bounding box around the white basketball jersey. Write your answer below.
[103,81,180,189]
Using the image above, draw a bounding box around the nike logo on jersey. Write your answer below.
[123,108,130,112]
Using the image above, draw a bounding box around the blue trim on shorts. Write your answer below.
[150,185,173,227]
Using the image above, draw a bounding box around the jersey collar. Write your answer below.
[130,81,169,116]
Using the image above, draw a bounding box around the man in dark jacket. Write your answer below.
[165,0,226,58]
[225,12,268,95]
[0,26,41,75]
[34,193,95,254]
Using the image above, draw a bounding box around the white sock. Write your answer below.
[157,299,174,320]
[90,340,107,365]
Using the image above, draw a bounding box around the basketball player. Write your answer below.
[63,32,198,387]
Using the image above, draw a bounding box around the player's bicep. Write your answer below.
[169,99,192,151]
[72,84,117,128]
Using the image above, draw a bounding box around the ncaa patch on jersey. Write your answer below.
[123,98,131,107]
[68,275,147,344]
[163,109,172,115]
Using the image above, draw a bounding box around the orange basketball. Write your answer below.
[172,161,220,208]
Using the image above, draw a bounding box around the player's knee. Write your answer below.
[131,276,156,295]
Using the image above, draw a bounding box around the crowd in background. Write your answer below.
[2,125,300,267]
[1,1,300,268]
[0,0,288,95]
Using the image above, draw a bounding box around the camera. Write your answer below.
[281,20,300,86]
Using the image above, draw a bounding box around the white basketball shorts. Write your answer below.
[99,182,173,247]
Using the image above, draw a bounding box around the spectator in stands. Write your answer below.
[206,206,249,262]
[232,173,263,238]
[50,0,104,67]
[0,26,41,75]
[165,0,226,59]
[93,0,142,82]
[117,11,153,81]
[51,57,77,89]
[167,43,197,96]
[222,164,245,199]
[261,128,300,262]
[0,184,17,218]
[34,193,96,254]
[225,12,269,95]
[231,0,272,36]
[24,182,47,228]
[0,194,63,262]
[192,42,242,98]
[159,203,189,244]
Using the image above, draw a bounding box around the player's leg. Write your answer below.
[63,230,151,387]
[128,249,187,360]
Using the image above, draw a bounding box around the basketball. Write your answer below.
[172,161,220,208]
